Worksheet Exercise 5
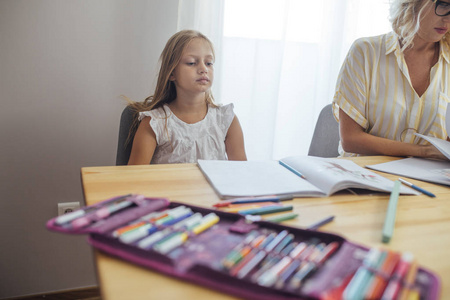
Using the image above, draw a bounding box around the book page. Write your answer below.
[367,157,450,186]
[197,160,324,198]
[280,156,418,195]
[415,133,450,161]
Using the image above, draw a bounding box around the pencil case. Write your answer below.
[46,194,441,300]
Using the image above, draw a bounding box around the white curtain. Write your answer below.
[178,0,391,160]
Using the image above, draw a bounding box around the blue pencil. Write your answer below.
[306,215,335,230]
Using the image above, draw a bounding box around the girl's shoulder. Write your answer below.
[207,103,235,128]
[138,105,171,121]
[210,103,234,114]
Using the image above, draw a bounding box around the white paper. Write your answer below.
[367,157,450,186]
[197,160,323,198]
[415,133,450,160]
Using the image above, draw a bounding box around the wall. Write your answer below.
[0,0,178,298]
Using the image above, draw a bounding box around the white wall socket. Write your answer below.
[58,202,81,216]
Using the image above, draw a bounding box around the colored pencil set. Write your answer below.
[111,205,219,254]
[221,228,340,291]
[341,248,419,300]
[47,195,440,300]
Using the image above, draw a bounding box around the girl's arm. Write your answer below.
[225,116,247,161]
[128,116,157,165]
[339,109,447,160]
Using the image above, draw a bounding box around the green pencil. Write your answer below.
[264,212,299,223]
[382,180,401,243]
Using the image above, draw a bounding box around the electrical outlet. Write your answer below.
[58,202,81,216]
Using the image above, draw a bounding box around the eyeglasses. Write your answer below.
[433,0,450,16]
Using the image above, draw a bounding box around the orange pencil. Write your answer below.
[364,250,401,299]
[113,221,147,237]
[151,213,168,222]
[250,234,266,248]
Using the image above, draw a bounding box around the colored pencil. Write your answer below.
[382,180,401,243]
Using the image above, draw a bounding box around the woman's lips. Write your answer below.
[435,27,448,35]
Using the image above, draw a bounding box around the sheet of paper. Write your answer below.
[415,133,450,160]
[367,157,450,186]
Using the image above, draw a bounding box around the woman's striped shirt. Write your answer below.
[333,31,450,157]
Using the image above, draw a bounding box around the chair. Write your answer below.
[308,104,340,157]
[116,106,136,165]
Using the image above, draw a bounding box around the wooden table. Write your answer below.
[81,156,450,299]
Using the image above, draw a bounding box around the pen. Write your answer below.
[238,205,293,215]
[382,180,401,243]
[213,195,293,207]
[398,178,436,198]
[279,161,306,179]
[306,215,335,230]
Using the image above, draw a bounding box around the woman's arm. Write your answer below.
[127,116,157,165]
[225,116,247,161]
[339,109,447,159]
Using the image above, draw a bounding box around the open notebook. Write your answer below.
[198,156,417,199]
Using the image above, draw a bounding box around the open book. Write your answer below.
[197,156,418,199]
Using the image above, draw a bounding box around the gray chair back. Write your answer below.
[308,104,340,157]
[116,106,135,165]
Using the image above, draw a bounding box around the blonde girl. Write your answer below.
[127,30,247,164]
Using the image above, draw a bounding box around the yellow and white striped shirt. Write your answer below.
[333,31,450,156]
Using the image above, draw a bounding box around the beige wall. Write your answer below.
[0,0,178,298]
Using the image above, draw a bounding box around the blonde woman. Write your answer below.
[333,0,450,159]
[127,30,247,165]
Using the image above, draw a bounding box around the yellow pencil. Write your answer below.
[192,214,220,234]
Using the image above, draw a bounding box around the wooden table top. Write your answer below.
[81,156,450,299]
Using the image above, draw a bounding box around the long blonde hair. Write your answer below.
[390,0,450,50]
[125,30,218,145]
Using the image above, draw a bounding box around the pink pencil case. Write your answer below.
[46,195,441,300]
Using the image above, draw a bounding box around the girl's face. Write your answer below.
[417,0,450,43]
[170,38,214,98]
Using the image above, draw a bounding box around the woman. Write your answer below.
[333,0,450,159]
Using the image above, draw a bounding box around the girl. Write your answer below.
[333,0,450,159]
[127,30,247,165]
